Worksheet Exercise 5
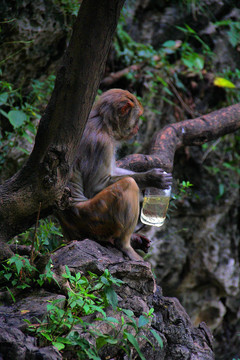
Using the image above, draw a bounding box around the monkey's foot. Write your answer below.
[121,246,143,262]
[130,234,151,253]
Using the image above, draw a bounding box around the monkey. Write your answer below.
[57,89,172,261]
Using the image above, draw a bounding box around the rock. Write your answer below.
[0,326,36,360]
[0,239,215,359]
[0,0,69,88]
[51,239,215,359]
[0,290,65,330]
[0,290,65,359]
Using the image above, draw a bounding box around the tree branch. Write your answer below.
[117,102,240,172]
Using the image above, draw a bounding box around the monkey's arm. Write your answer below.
[110,167,172,190]
[68,169,88,204]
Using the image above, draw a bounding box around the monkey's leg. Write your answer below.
[68,177,143,261]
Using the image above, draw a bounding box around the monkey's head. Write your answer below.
[95,89,143,141]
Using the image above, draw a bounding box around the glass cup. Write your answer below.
[140,186,171,227]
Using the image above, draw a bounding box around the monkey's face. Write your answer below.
[117,97,143,141]
[97,88,144,141]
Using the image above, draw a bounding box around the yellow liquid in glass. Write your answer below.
[140,195,170,227]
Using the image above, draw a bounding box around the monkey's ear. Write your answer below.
[119,100,134,115]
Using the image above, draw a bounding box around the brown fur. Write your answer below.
[57,89,172,261]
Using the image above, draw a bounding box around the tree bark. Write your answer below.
[0,0,125,254]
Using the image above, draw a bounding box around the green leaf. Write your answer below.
[122,309,134,317]
[0,108,9,119]
[41,333,52,341]
[227,22,240,47]
[6,287,16,303]
[194,56,204,70]
[185,24,196,34]
[183,53,204,71]
[105,316,119,324]
[125,332,146,360]
[105,286,118,309]
[138,315,149,328]
[223,162,233,170]
[214,77,236,88]
[148,308,154,316]
[105,338,118,345]
[22,132,33,144]
[16,146,30,155]
[7,110,28,128]
[218,183,225,197]
[52,342,65,351]
[26,122,37,134]
[96,335,118,350]
[4,273,12,281]
[96,336,108,350]
[156,76,168,87]
[214,20,231,26]
[162,40,177,48]
[150,329,163,348]
[100,276,109,285]
[76,272,81,280]
[15,259,24,274]
[0,92,8,105]
[93,282,103,291]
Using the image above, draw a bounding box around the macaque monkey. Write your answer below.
[58,89,172,261]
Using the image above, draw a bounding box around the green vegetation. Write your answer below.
[171,180,194,205]
[0,254,55,300]
[18,218,63,253]
[114,20,216,117]
[53,0,80,16]
[0,75,55,169]
[214,68,240,104]
[0,217,63,298]
[0,256,162,358]
[203,134,240,199]
[213,20,240,48]
[22,266,162,359]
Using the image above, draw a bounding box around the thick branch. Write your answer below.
[117,103,240,172]
[30,0,125,167]
[101,64,142,87]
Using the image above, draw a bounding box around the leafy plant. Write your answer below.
[0,75,56,168]
[27,267,163,359]
[215,68,240,104]
[95,307,163,360]
[0,254,55,297]
[176,24,213,75]
[203,135,240,200]
[213,20,240,48]
[172,180,194,203]
[53,0,80,16]
[18,218,63,253]
[0,254,36,292]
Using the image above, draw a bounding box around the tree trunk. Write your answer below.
[0,0,125,257]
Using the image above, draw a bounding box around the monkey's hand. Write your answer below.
[57,186,71,210]
[111,168,172,190]
[143,168,172,189]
